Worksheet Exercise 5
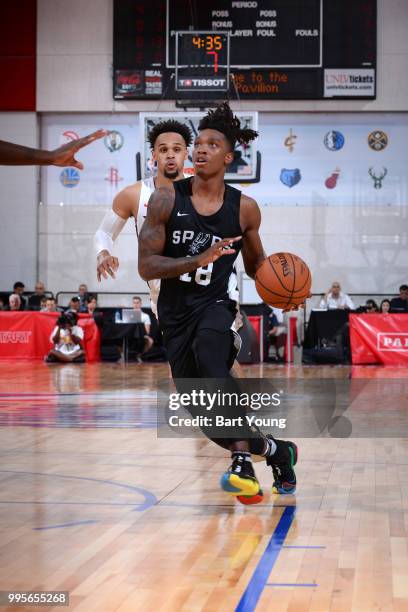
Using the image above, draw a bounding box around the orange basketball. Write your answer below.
[255,252,312,309]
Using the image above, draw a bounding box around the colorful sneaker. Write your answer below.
[220,453,262,501]
[236,490,264,505]
[266,438,298,494]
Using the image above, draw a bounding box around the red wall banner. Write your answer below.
[0,313,100,362]
[349,314,408,365]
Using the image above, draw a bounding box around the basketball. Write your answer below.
[255,252,312,309]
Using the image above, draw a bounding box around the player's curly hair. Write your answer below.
[198,102,258,150]
[148,120,193,149]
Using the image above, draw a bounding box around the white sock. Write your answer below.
[263,438,277,457]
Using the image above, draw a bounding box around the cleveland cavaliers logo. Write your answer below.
[188,233,211,255]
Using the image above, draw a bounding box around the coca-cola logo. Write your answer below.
[377,333,408,351]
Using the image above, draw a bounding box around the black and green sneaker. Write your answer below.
[266,437,298,494]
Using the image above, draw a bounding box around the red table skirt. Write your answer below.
[349,313,408,365]
[0,312,100,362]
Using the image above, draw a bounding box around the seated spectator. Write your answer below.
[39,296,48,311]
[44,297,59,312]
[0,296,5,311]
[266,307,286,362]
[66,296,81,314]
[132,296,153,362]
[45,312,85,363]
[86,295,103,327]
[380,299,391,314]
[12,281,26,310]
[365,299,379,312]
[77,283,90,313]
[5,293,21,311]
[86,295,98,315]
[390,284,408,313]
[319,282,355,310]
[28,281,47,310]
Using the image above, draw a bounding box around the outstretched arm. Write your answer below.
[138,187,240,281]
[0,129,107,168]
[95,184,141,281]
[240,195,266,279]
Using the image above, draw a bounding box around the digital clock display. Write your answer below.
[175,31,229,92]
[192,35,223,51]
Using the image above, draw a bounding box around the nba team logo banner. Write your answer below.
[324,69,375,97]
[280,168,301,188]
[349,314,408,365]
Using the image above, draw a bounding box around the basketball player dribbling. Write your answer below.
[94,119,245,377]
[138,103,297,503]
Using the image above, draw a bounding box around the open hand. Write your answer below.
[97,250,119,281]
[50,129,108,170]
[197,236,242,267]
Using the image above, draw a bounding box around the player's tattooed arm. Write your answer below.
[240,195,266,279]
[138,187,240,280]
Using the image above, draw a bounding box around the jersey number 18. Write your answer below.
[180,263,213,286]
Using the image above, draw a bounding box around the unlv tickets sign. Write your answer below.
[349,314,408,365]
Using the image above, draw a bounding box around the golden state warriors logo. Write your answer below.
[368,130,388,151]
[60,168,80,188]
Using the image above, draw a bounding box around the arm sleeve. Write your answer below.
[94,209,128,256]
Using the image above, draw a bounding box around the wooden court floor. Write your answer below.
[0,361,407,612]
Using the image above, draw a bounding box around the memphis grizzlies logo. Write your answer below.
[280,168,301,188]
[324,131,345,151]
[189,232,211,255]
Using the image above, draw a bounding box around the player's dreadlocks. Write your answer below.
[198,102,258,150]
[148,120,193,149]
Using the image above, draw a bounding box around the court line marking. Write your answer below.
[282,545,325,549]
[33,520,99,530]
[235,506,296,612]
[0,469,157,513]
[265,583,318,587]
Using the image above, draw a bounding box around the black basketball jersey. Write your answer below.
[157,177,242,330]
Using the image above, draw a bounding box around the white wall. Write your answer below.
[37,111,408,302]
[0,113,39,290]
[36,0,408,112]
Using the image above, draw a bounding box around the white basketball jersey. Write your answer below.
[135,176,161,315]
[135,176,156,236]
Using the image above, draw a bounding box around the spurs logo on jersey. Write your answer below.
[188,232,212,255]
[172,230,218,253]
[158,177,242,329]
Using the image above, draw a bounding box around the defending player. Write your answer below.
[95,120,192,310]
[138,103,297,502]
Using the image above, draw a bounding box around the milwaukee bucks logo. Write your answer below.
[369,167,387,189]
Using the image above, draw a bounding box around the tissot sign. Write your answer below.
[177,77,227,91]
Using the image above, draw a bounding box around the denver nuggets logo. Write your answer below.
[368,130,388,151]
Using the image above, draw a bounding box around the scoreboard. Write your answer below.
[113,0,376,100]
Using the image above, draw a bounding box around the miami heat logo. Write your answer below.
[188,232,211,255]
[325,168,341,189]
